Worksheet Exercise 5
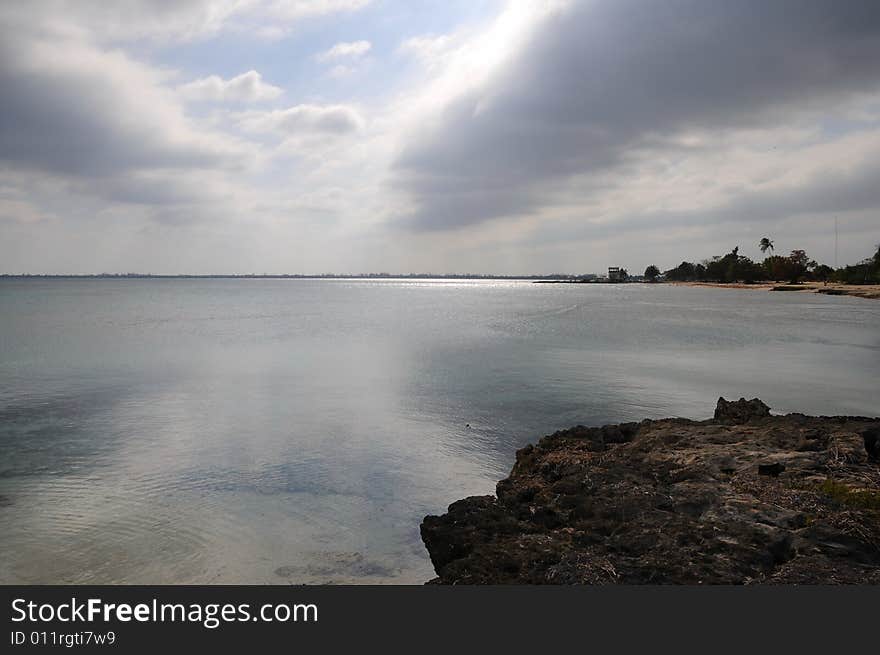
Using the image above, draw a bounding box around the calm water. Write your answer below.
[1,279,878,583]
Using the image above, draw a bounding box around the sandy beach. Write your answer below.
[669,281,880,300]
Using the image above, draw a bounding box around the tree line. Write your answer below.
[645,239,880,285]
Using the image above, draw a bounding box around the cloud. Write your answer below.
[237,104,365,135]
[3,0,880,274]
[0,28,247,178]
[0,1,377,238]
[0,1,244,43]
[178,70,283,102]
[0,197,54,224]
[327,64,355,78]
[246,1,375,41]
[0,4,263,234]
[397,34,456,69]
[267,0,371,22]
[0,1,374,43]
[392,0,880,232]
[315,40,371,62]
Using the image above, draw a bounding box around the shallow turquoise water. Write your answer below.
[0,279,877,583]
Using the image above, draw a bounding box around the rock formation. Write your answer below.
[421,398,880,584]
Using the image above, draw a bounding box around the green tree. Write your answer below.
[832,247,880,284]
[764,255,792,281]
[780,249,810,283]
[759,237,775,255]
[664,262,696,281]
[702,246,764,282]
[813,264,834,284]
[644,265,660,282]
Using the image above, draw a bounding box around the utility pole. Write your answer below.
[834,217,838,269]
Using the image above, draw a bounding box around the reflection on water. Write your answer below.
[1,279,878,583]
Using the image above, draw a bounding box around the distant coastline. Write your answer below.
[4,273,878,299]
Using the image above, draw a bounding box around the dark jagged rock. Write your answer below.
[863,427,880,461]
[421,398,880,584]
[714,396,771,423]
[758,462,786,477]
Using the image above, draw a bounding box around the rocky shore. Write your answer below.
[421,398,880,584]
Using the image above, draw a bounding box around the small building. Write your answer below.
[608,267,627,282]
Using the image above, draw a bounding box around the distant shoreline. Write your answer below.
[2,274,878,299]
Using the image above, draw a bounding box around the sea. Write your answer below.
[1,278,877,583]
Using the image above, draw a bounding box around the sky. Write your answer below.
[1,0,880,275]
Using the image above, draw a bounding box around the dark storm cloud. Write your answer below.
[0,20,243,179]
[393,0,880,231]
[524,154,880,247]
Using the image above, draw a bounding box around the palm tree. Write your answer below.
[759,237,775,255]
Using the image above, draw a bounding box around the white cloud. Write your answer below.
[315,40,371,62]
[178,70,283,102]
[267,0,371,21]
[0,1,374,44]
[237,104,365,135]
[327,64,355,78]
[398,34,456,68]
